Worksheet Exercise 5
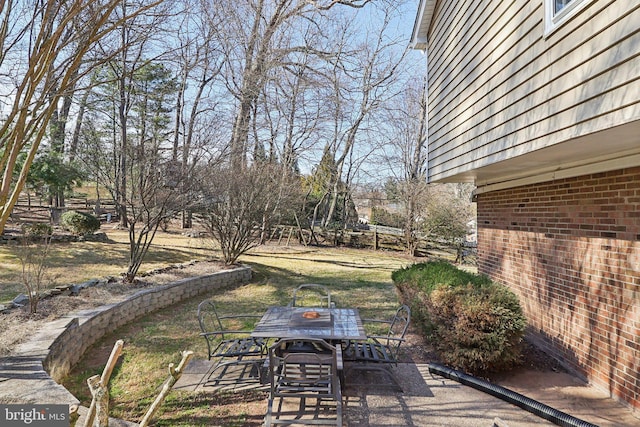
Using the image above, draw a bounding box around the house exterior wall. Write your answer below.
[414,0,640,412]
[426,0,640,182]
[477,167,640,411]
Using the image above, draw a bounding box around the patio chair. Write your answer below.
[265,338,343,426]
[289,284,333,308]
[344,305,410,389]
[197,299,266,384]
[349,304,411,365]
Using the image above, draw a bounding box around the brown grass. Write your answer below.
[0,226,213,303]
[61,245,413,426]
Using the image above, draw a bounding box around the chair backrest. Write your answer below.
[382,305,411,353]
[290,284,332,308]
[268,338,339,397]
[197,299,224,335]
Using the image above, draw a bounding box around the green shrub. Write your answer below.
[428,283,526,373]
[22,223,53,237]
[60,210,100,236]
[393,261,526,374]
[392,260,491,294]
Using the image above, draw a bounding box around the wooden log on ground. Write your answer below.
[83,340,124,427]
[138,350,194,427]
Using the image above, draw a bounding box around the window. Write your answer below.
[544,0,593,36]
[554,0,576,15]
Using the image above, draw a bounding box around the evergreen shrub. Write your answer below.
[60,210,100,236]
[394,260,526,374]
[22,223,53,237]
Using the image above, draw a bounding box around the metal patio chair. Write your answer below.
[197,299,266,384]
[344,305,411,388]
[265,338,343,426]
[289,284,333,308]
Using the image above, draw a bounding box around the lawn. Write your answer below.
[61,246,413,426]
[0,227,213,304]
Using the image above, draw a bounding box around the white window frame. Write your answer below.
[544,0,594,36]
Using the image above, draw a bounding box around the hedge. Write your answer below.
[394,260,526,374]
[60,210,100,236]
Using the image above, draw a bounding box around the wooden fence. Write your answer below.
[10,194,118,225]
[264,224,477,263]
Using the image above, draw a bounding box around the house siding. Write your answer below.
[477,167,640,411]
[426,0,640,182]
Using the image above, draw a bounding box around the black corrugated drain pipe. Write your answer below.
[428,363,599,427]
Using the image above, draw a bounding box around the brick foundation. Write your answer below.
[477,167,640,413]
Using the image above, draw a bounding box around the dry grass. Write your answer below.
[0,225,219,357]
[0,226,213,303]
[61,245,413,426]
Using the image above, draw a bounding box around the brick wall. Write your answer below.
[477,167,640,412]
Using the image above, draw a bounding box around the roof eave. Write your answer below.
[410,0,437,50]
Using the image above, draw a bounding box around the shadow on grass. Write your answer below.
[62,248,411,425]
[155,390,268,427]
[245,252,402,271]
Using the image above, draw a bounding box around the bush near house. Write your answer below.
[393,260,526,374]
[60,210,100,236]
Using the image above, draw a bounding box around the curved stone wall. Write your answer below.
[0,265,252,406]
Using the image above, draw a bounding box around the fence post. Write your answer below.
[373,225,379,250]
[83,340,124,427]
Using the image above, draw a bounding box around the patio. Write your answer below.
[174,299,638,427]
[173,355,633,427]
[52,248,638,426]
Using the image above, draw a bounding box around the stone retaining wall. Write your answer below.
[0,265,252,406]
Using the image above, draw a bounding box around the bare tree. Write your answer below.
[16,224,55,314]
[0,0,161,235]
[123,157,184,282]
[74,1,186,282]
[107,0,174,230]
[79,70,185,282]
[320,3,408,228]
[168,0,226,228]
[196,162,301,264]
[422,183,475,258]
[256,49,325,173]
[384,77,429,255]
[217,0,371,168]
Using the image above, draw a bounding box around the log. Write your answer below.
[138,350,194,427]
[86,375,108,427]
[277,227,284,245]
[69,405,79,427]
[83,340,124,427]
[286,226,293,246]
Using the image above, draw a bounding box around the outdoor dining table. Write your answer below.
[251,306,366,389]
[250,306,367,342]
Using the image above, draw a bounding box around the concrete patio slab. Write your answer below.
[173,358,640,426]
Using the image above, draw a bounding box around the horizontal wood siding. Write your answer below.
[427,0,640,182]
